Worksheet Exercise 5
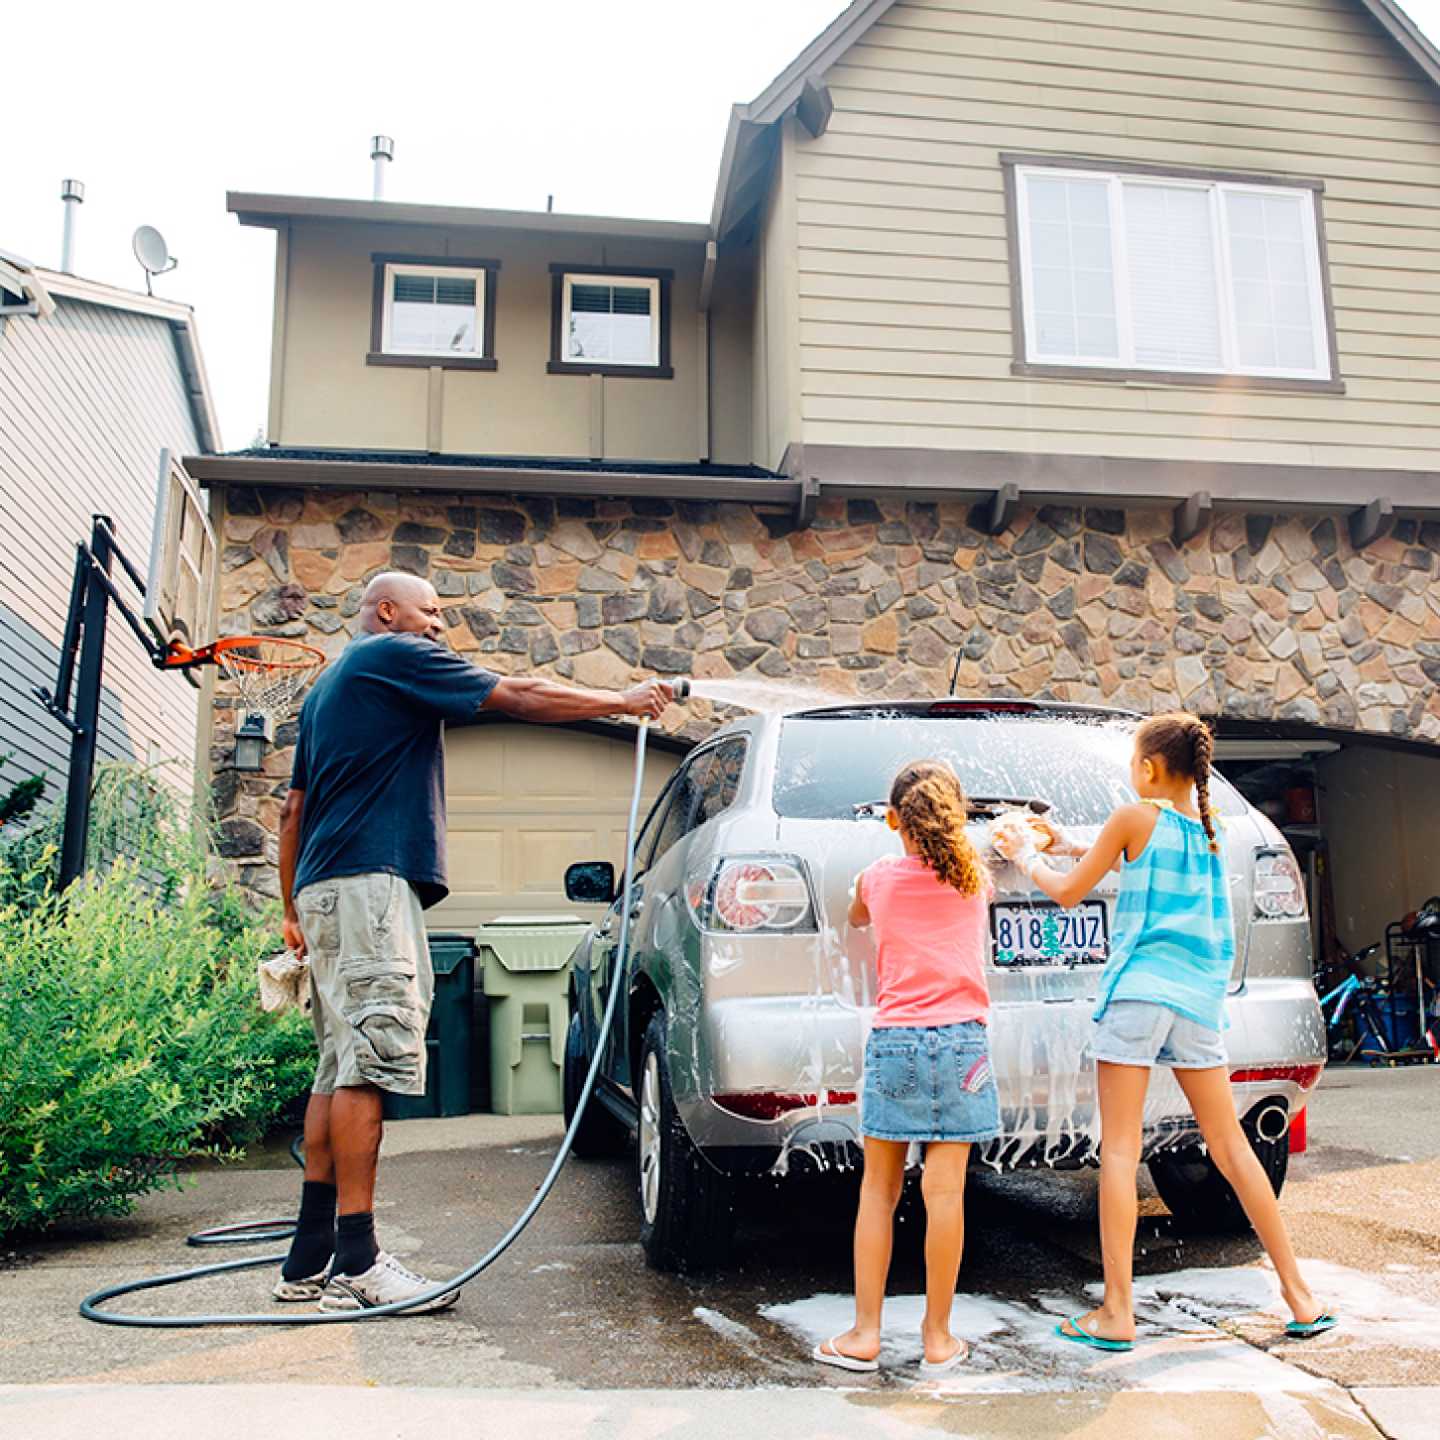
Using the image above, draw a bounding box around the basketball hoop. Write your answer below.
[162,635,326,726]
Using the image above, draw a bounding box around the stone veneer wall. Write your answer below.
[212,483,1440,898]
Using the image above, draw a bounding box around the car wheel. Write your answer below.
[1148,1118,1289,1234]
[563,1012,627,1159]
[636,1012,735,1273]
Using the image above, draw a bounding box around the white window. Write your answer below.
[560,274,660,367]
[381,263,486,357]
[1014,165,1332,382]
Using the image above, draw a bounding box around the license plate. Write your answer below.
[990,901,1108,967]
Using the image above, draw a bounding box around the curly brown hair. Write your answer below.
[1135,711,1220,852]
[889,761,989,896]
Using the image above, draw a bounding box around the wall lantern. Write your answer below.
[233,711,275,773]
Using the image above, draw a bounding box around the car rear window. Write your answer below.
[773,713,1247,823]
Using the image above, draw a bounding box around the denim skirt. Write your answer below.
[861,1021,1002,1143]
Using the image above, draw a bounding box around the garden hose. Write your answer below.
[80,719,655,1327]
[183,1134,306,1249]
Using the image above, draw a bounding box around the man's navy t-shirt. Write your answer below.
[290,632,498,908]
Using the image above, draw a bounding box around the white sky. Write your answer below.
[8,0,1440,450]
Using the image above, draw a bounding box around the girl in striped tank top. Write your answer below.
[994,713,1333,1349]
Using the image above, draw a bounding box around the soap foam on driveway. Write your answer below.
[1125,1259,1440,1351]
[758,1261,1440,1393]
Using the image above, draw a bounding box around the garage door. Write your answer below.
[431,721,682,931]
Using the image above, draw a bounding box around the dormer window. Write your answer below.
[548,265,673,378]
[367,254,499,370]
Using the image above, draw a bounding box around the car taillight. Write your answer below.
[713,1090,857,1120]
[1252,848,1308,922]
[1230,1064,1323,1090]
[686,854,817,934]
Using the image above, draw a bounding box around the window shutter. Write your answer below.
[1123,183,1222,370]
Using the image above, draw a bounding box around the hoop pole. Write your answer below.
[59,518,113,891]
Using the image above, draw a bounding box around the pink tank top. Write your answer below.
[861,855,992,1029]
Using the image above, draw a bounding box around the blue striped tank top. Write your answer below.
[1094,802,1236,1031]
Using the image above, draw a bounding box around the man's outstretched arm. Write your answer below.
[483,676,671,724]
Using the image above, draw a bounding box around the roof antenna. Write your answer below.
[546,194,554,213]
[371,135,394,201]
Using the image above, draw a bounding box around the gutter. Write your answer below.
[228,191,710,245]
[170,316,222,454]
[184,453,801,509]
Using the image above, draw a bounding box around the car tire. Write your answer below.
[563,1011,627,1159]
[1148,1118,1289,1234]
[636,1012,735,1273]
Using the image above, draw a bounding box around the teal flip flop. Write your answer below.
[1056,1315,1135,1353]
[1285,1314,1338,1339]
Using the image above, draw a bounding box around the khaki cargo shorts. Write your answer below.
[295,872,432,1097]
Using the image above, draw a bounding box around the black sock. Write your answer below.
[334,1210,380,1277]
[281,1180,336,1281]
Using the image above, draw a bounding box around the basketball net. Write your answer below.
[213,637,325,729]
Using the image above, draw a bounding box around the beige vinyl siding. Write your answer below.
[278,222,705,464]
[751,121,804,472]
[791,0,1440,468]
[708,244,756,466]
[0,298,201,803]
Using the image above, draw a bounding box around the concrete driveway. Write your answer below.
[2,1066,1436,1438]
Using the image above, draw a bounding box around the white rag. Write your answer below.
[258,950,312,1014]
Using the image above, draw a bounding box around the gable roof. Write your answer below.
[710,0,1440,237]
[0,249,221,453]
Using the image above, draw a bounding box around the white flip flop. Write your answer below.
[813,1336,880,1373]
[918,1339,971,1377]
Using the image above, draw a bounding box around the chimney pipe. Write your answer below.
[60,179,84,273]
[370,135,394,201]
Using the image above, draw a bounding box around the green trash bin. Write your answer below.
[477,914,589,1115]
[383,932,476,1121]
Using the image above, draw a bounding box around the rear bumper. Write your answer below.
[676,979,1325,1172]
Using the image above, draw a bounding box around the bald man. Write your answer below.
[275,572,670,1313]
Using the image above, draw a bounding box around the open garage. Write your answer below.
[1218,724,1440,1058]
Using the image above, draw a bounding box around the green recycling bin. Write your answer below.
[382,932,476,1121]
[477,914,589,1115]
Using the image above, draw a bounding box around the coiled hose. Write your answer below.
[80,720,654,1327]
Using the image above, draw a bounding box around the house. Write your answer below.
[0,248,220,813]
[192,0,1440,959]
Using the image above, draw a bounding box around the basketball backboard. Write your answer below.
[144,448,216,663]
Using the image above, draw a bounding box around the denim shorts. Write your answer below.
[861,1021,1002,1143]
[1091,1000,1227,1070]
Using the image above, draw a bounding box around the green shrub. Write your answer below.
[0,767,314,1236]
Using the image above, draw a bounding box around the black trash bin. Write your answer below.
[382,932,476,1121]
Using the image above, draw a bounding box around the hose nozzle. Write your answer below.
[671,676,692,702]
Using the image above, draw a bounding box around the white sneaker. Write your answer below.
[318,1251,459,1314]
[272,1265,330,1303]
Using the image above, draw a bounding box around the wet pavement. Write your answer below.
[1,1066,1436,1434]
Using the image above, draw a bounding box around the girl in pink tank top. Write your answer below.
[813,762,1000,1380]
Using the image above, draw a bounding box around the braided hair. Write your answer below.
[890,761,989,896]
[1135,711,1220,852]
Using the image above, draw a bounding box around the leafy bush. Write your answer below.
[0,766,314,1236]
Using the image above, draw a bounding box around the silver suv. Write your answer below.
[562,700,1325,1272]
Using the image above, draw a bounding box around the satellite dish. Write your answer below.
[132,225,178,294]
